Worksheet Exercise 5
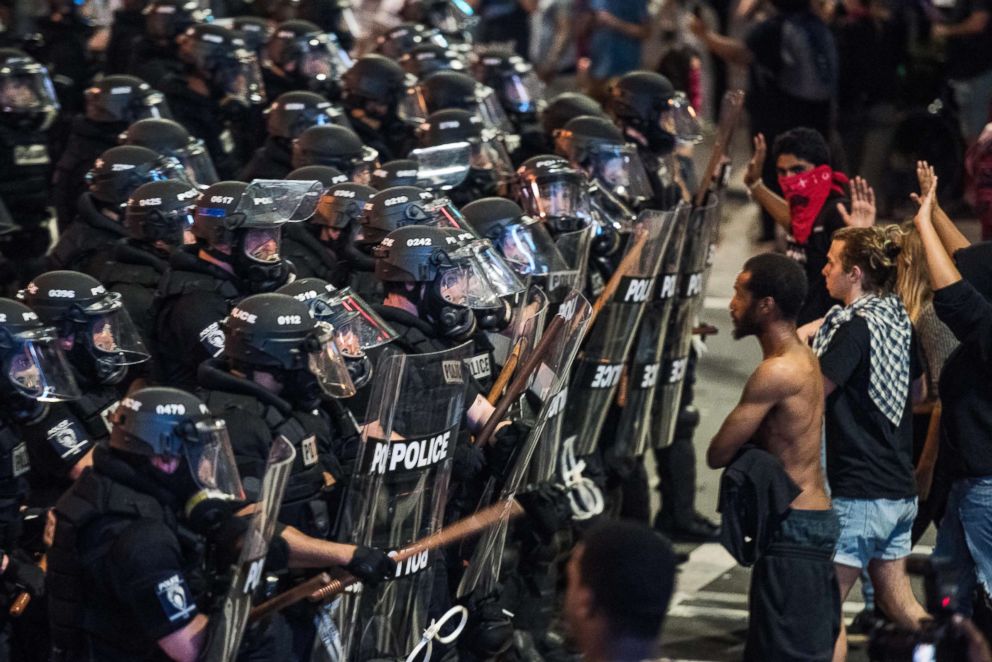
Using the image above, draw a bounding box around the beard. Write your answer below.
[731,305,761,340]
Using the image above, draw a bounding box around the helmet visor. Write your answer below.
[477,87,512,133]
[661,92,702,144]
[236,179,324,225]
[299,41,348,82]
[0,69,58,115]
[176,139,219,189]
[215,50,267,106]
[183,418,246,501]
[471,134,514,178]
[307,286,399,351]
[347,146,380,185]
[308,322,357,398]
[440,239,526,308]
[501,71,544,114]
[423,197,478,236]
[586,143,652,204]
[84,297,151,367]
[6,328,82,402]
[242,226,283,263]
[408,143,471,191]
[519,173,593,229]
[397,84,431,124]
[497,219,570,276]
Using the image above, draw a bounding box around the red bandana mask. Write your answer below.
[778,165,849,245]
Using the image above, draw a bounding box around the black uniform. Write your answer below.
[238,136,294,181]
[47,446,201,661]
[127,39,183,90]
[104,9,146,76]
[282,224,340,282]
[350,119,414,164]
[99,242,170,346]
[48,194,128,278]
[0,124,53,270]
[51,117,127,232]
[152,247,244,389]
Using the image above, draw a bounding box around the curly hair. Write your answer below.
[832,224,904,294]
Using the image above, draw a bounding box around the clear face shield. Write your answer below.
[0,67,59,118]
[422,197,478,236]
[407,142,471,191]
[585,142,653,206]
[4,327,82,402]
[214,48,267,107]
[183,418,247,502]
[176,138,220,189]
[471,130,514,179]
[237,179,324,225]
[242,226,283,263]
[500,70,545,115]
[307,321,357,398]
[297,34,350,83]
[438,239,526,310]
[133,91,171,121]
[347,146,380,186]
[81,293,151,368]
[518,172,595,234]
[305,286,400,352]
[496,218,571,277]
[661,92,702,144]
[475,85,513,134]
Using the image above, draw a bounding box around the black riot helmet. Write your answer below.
[84,75,171,124]
[109,386,245,512]
[230,15,273,59]
[375,22,443,59]
[124,179,200,249]
[19,271,150,384]
[286,165,348,188]
[87,145,192,210]
[265,19,349,99]
[222,292,355,401]
[144,0,212,47]
[554,115,652,205]
[266,90,351,141]
[291,125,378,184]
[515,154,593,234]
[314,181,376,229]
[341,55,413,122]
[0,48,60,131]
[297,0,359,51]
[356,186,435,248]
[540,91,606,139]
[400,70,510,132]
[0,298,81,405]
[607,70,701,154]
[177,24,266,107]
[193,179,322,291]
[471,51,545,119]
[399,43,465,79]
[371,159,420,189]
[120,118,219,189]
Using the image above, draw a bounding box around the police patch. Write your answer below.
[301,435,318,467]
[155,574,197,623]
[198,321,226,357]
[46,419,90,460]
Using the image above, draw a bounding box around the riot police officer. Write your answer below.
[195,293,358,658]
[471,51,546,162]
[52,75,171,231]
[280,168,354,282]
[49,145,190,279]
[371,159,420,189]
[309,181,378,289]
[399,43,466,79]
[47,385,395,661]
[152,179,319,389]
[538,91,608,155]
[160,23,266,179]
[127,0,212,88]
[17,270,150,508]
[119,117,220,190]
[340,54,417,161]
[241,90,351,181]
[0,49,60,284]
[99,179,200,344]
[291,124,379,185]
[261,19,349,102]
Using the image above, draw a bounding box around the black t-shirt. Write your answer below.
[934,279,992,478]
[940,0,992,80]
[786,192,846,325]
[819,316,919,499]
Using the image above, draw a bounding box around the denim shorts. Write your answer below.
[832,496,917,568]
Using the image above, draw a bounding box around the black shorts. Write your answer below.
[745,508,841,662]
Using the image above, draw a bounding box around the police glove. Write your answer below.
[345,546,396,587]
[4,551,45,597]
[515,483,571,543]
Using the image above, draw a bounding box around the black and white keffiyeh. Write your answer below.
[811,294,912,425]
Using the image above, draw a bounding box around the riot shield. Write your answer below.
[561,209,675,457]
[202,436,297,662]
[610,203,691,459]
[408,143,471,192]
[456,290,592,600]
[337,342,472,662]
[540,225,593,304]
[652,197,720,448]
[485,284,548,381]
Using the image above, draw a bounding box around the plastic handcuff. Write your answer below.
[558,436,605,520]
[404,605,469,662]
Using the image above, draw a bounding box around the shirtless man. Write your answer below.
[707,253,840,661]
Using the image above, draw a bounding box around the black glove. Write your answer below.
[345,546,396,587]
[515,483,571,543]
[4,551,45,597]
[484,421,529,481]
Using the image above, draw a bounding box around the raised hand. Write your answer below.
[910,160,938,207]
[744,133,766,189]
[914,175,938,231]
[837,176,876,227]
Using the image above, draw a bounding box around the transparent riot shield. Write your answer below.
[610,203,691,460]
[456,290,592,600]
[539,225,592,304]
[562,209,675,457]
[337,342,472,662]
[202,436,296,662]
[485,284,548,380]
[652,197,720,448]
[238,179,324,224]
[408,143,471,192]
